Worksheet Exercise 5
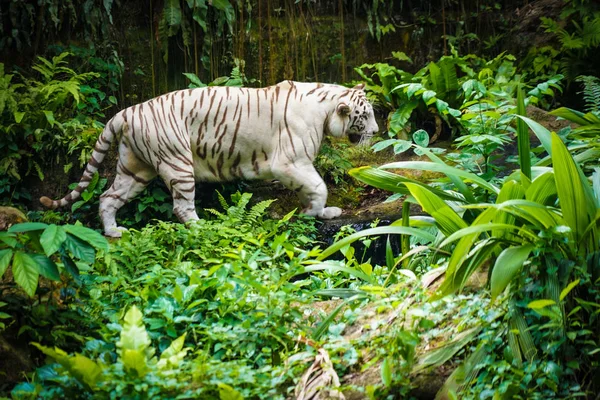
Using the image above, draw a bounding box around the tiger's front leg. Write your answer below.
[273,163,342,220]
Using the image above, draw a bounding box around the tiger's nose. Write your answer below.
[368,123,379,136]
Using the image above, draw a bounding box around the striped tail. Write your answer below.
[40,113,124,210]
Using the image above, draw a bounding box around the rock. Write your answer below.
[0,207,27,231]
[526,105,577,133]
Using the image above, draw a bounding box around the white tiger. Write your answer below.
[40,80,379,237]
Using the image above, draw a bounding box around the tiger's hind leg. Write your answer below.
[157,158,200,224]
[100,143,156,237]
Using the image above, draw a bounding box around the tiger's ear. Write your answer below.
[336,103,351,116]
[352,83,365,91]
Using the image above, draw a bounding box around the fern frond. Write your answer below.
[557,29,585,50]
[540,17,560,33]
[576,75,600,114]
[216,191,229,210]
[205,208,226,219]
[33,161,44,181]
[580,16,600,48]
[51,52,72,66]
[228,192,252,219]
[247,199,277,225]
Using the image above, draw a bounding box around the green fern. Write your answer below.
[204,208,226,219]
[216,191,229,210]
[207,192,275,226]
[228,192,252,220]
[247,200,277,225]
[0,63,21,116]
[579,16,600,48]
[576,75,600,114]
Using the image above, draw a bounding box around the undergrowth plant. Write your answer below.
[0,52,120,204]
[7,193,332,399]
[356,50,563,148]
[0,222,108,351]
[538,2,600,81]
[344,103,600,396]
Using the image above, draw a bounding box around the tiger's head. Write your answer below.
[331,83,379,143]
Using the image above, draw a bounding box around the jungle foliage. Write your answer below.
[1,0,600,399]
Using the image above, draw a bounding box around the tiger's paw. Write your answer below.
[105,226,127,238]
[318,207,342,220]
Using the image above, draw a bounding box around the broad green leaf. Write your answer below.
[393,140,412,154]
[438,237,499,297]
[526,172,557,205]
[0,232,18,248]
[8,222,48,233]
[61,254,80,283]
[29,254,60,281]
[497,180,525,203]
[349,166,463,202]
[40,225,67,256]
[388,100,418,134]
[312,294,366,340]
[559,279,580,301]
[416,146,476,203]
[159,333,188,370]
[490,245,534,300]
[317,226,436,261]
[516,86,531,179]
[117,306,155,376]
[63,225,109,251]
[440,223,536,248]
[550,107,591,126]
[163,0,182,36]
[421,90,437,105]
[515,115,552,155]
[385,237,394,270]
[43,110,55,127]
[401,201,411,268]
[69,354,104,388]
[64,234,96,264]
[14,111,25,123]
[435,208,498,297]
[380,161,499,194]
[397,269,418,281]
[121,350,150,377]
[381,358,392,387]
[371,138,400,152]
[392,51,413,63]
[412,129,429,147]
[551,132,593,244]
[0,249,13,277]
[218,383,244,400]
[527,299,556,309]
[435,342,488,400]
[507,322,523,368]
[183,72,206,88]
[494,180,525,238]
[32,343,103,389]
[413,327,482,373]
[12,251,39,297]
[429,61,444,96]
[173,284,184,304]
[302,262,374,284]
[512,311,537,361]
[404,183,467,236]
[465,199,564,230]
